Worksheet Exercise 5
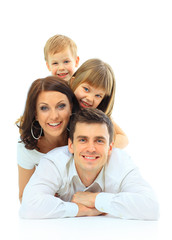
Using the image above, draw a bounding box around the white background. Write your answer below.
[0,0,172,239]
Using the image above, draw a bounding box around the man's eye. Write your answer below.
[97,139,104,144]
[79,139,86,142]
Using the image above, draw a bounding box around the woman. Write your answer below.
[17,76,79,202]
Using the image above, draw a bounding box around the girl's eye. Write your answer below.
[95,94,102,98]
[57,103,66,109]
[40,106,48,111]
[64,60,70,64]
[52,62,58,65]
[83,87,89,92]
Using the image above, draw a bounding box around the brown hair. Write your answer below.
[69,108,114,144]
[69,59,116,117]
[44,34,78,61]
[17,76,79,150]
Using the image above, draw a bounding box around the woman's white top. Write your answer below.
[17,141,45,169]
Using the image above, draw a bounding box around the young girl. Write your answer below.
[69,58,128,148]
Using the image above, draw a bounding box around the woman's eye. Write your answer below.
[58,103,66,109]
[40,106,48,111]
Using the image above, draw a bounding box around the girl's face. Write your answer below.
[36,91,72,139]
[74,83,105,109]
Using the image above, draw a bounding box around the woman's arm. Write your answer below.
[18,165,35,203]
[113,122,129,149]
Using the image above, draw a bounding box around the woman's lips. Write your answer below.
[48,122,62,128]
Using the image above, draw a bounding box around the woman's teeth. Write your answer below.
[48,123,60,126]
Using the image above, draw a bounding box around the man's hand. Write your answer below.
[76,203,102,217]
[71,191,99,208]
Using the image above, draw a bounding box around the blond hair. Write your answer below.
[44,34,77,61]
[69,58,116,117]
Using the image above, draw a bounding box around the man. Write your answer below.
[20,108,159,220]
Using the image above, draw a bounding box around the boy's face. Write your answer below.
[46,47,79,81]
[68,122,113,178]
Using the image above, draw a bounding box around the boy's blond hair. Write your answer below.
[44,34,78,61]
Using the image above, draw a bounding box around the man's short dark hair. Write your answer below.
[69,108,114,144]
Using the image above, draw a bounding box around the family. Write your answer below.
[17,34,159,220]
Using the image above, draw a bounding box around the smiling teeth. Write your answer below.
[81,101,91,107]
[84,156,96,159]
[49,123,60,126]
[58,73,67,76]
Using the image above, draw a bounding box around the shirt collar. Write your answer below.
[68,157,105,191]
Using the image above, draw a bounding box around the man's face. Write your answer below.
[68,122,113,177]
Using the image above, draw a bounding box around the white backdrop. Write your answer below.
[0,0,172,239]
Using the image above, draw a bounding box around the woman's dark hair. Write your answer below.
[17,76,79,150]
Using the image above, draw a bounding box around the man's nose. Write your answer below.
[86,141,96,152]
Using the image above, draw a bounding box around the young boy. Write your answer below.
[44,34,80,81]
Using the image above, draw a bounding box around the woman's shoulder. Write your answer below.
[17,141,45,169]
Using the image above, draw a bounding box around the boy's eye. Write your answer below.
[64,60,70,64]
[40,106,48,111]
[52,62,58,65]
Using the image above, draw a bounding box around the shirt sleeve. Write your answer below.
[95,168,159,220]
[19,156,78,219]
[17,142,42,169]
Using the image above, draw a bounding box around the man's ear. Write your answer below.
[46,61,51,71]
[108,142,113,156]
[75,56,80,67]
[68,138,74,154]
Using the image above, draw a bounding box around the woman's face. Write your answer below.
[74,82,105,109]
[36,91,72,139]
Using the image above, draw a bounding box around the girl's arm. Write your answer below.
[112,121,129,149]
[18,165,35,203]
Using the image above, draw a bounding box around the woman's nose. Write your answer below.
[50,109,59,120]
